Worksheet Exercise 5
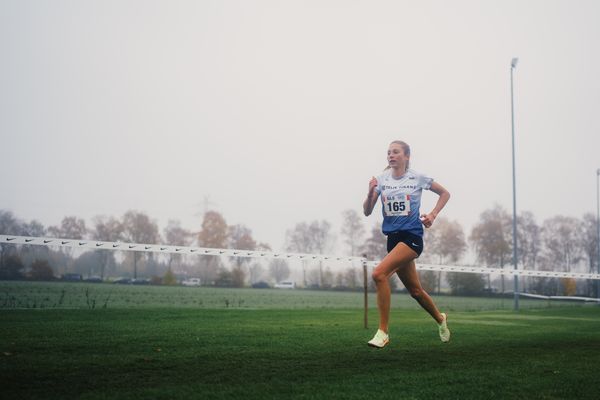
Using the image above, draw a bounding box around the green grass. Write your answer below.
[1,282,599,399]
[0,281,587,311]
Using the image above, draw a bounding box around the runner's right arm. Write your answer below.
[363,177,379,216]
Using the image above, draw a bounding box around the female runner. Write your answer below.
[363,140,451,348]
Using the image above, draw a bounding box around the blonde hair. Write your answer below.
[385,140,411,171]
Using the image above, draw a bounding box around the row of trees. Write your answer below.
[419,205,599,296]
[1,205,598,296]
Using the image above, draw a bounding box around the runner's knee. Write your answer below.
[372,270,386,284]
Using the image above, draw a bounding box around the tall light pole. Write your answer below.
[596,168,600,301]
[511,57,519,311]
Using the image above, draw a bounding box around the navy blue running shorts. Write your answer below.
[386,231,424,256]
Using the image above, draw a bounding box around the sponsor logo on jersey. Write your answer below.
[382,185,417,190]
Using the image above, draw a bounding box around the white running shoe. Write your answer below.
[438,313,450,343]
[367,329,389,348]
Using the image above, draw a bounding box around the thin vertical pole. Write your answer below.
[511,62,519,311]
[596,169,600,301]
[362,255,368,329]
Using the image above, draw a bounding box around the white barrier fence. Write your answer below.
[3,234,600,281]
[519,293,600,303]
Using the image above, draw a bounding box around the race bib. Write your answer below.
[383,194,410,217]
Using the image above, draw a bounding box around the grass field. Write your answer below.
[1,282,600,399]
[0,281,588,311]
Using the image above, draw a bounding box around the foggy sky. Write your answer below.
[1,0,599,257]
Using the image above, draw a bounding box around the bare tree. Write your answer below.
[121,211,160,279]
[579,213,599,273]
[286,220,333,287]
[228,225,256,252]
[469,205,512,292]
[286,221,313,287]
[19,219,47,272]
[269,259,290,283]
[420,226,439,293]
[310,220,333,255]
[516,211,541,292]
[428,217,466,263]
[446,272,485,296]
[306,266,321,288]
[579,213,599,296]
[541,216,582,273]
[340,209,365,256]
[344,267,358,289]
[48,216,87,239]
[529,216,582,295]
[286,221,320,253]
[91,215,123,279]
[228,224,257,285]
[517,211,541,269]
[47,216,88,274]
[21,220,46,236]
[422,223,440,263]
[322,266,334,288]
[248,262,264,284]
[163,219,192,274]
[164,220,192,246]
[425,217,466,293]
[0,210,23,235]
[419,271,437,293]
[248,242,271,284]
[0,211,24,270]
[360,222,387,261]
[231,265,246,288]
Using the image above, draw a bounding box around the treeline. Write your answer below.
[0,209,366,289]
[0,205,598,296]
[418,205,599,297]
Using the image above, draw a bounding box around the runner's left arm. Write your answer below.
[420,181,450,228]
